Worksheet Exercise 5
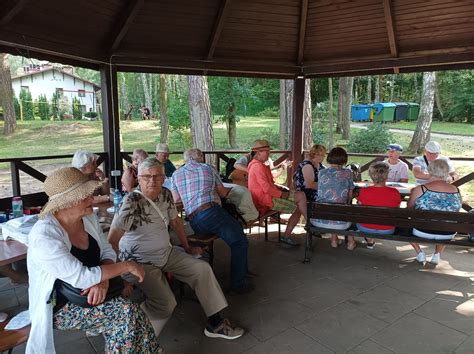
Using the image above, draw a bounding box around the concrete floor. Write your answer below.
[2,225,474,353]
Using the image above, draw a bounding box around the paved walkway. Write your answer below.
[2,226,473,353]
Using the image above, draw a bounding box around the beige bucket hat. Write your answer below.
[39,167,102,218]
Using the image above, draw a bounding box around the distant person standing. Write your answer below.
[413,141,458,185]
[385,143,408,183]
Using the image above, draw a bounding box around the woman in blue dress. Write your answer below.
[407,159,462,265]
[312,147,356,250]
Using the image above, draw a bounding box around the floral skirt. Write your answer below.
[54,296,160,353]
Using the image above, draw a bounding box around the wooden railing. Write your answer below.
[0,151,472,211]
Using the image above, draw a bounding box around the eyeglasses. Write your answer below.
[139,174,165,181]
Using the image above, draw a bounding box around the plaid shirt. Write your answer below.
[170,160,222,215]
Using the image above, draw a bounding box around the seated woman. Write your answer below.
[294,144,326,202]
[72,149,110,204]
[356,161,401,249]
[407,159,462,265]
[122,148,149,193]
[312,147,356,250]
[26,167,160,353]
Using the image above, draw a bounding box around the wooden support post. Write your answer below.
[10,161,20,197]
[100,64,122,189]
[290,77,305,186]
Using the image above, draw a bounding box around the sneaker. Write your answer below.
[416,251,426,263]
[430,252,440,265]
[204,319,244,340]
[366,242,375,250]
[280,236,299,246]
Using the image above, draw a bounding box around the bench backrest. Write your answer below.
[307,202,474,234]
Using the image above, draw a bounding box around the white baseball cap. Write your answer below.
[425,141,441,154]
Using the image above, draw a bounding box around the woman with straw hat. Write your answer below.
[26,167,161,354]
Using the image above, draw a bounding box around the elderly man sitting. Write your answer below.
[155,143,176,177]
[108,158,244,340]
[413,141,458,185]
[170,148,254,295]
[247,139,307,246]
[71,149,110,203]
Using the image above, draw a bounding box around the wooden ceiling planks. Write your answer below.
[0,0,473,78]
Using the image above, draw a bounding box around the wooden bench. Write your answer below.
[304,202,474,263]
[0,319,30,354]
[244,210,281,242]
[187,234,219,268]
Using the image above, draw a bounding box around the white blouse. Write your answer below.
[26,213,116,354]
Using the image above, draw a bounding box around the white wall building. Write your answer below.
[11,64,100,114]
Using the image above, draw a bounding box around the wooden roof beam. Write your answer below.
[382,0,399,73]
[105,0,144,56]
[297,0,309,66]
[206,0,232,60]
[0,0,29,26]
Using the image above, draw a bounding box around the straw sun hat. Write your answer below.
[39,167,102,218]
[251,139,270,151]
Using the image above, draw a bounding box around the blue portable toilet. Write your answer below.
[351,104,372,122]
[372,103,396,122]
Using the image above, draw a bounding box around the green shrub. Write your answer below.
[347,124,393,153]
[72,97,82,120]
[312,128,328,146]
[84,111,98,119]
[256,106,279,117]
[258,128,280,147]
[37,94,50,120]
[19,88,34,120]
[169,128,193,150]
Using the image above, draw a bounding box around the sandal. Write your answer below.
[347,242,357,251]
[280,236,299,246]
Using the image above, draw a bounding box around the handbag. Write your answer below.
[55,276,124,308]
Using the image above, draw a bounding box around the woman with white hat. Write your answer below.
[72,149,110,203]
[26,167,161,353]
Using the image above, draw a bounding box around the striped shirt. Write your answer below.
[170,160,222,215]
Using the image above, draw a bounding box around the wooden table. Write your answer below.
[0,240,27,267]
[354,182,416,198]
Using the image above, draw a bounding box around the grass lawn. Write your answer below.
[0,117,473,204]
[387,121,474,135]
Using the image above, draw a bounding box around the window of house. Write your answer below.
[56,88,64,96]
[78,89,85,97]
[20,85,29,92]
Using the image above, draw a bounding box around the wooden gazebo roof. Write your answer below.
[1,0,473,78]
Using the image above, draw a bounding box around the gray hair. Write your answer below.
[368,161,389,184]
[138,158,164,175]
[71,149,97,171]
[132,148,148,162]
[184,148,204,163]
[428,159,450,180]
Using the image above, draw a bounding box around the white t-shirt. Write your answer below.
[385,159,409,182]
[412,155,455,185]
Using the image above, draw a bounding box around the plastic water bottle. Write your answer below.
[113,189,122,214]
[12,196,24,218]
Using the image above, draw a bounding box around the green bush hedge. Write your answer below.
[348,124,393,153]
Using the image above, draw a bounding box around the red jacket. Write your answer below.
[248,159,282,215]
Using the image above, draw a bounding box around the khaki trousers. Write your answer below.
[138,248,228,320]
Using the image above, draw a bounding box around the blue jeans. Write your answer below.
[190,206,248,289]
[356,223,395,235]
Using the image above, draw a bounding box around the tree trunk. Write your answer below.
[434,75,444,120]
[328,78,334,149]
[367,76,372,103]
[141,73,152,114]
[338,76,353,140]
[279,80,294,148]
[159,74,169,143]
[227,102,237,148]
[303,79,313,150]
[187,75,215,165]
[0,53,17,135]
[120,73,129,120]
[375,75,381,103]
[279,80,287,149]
[408,72,436,154]
[389,74,395,101]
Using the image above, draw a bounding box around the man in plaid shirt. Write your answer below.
[171,148,254,294]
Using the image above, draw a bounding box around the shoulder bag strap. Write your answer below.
[134,191,169,227]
